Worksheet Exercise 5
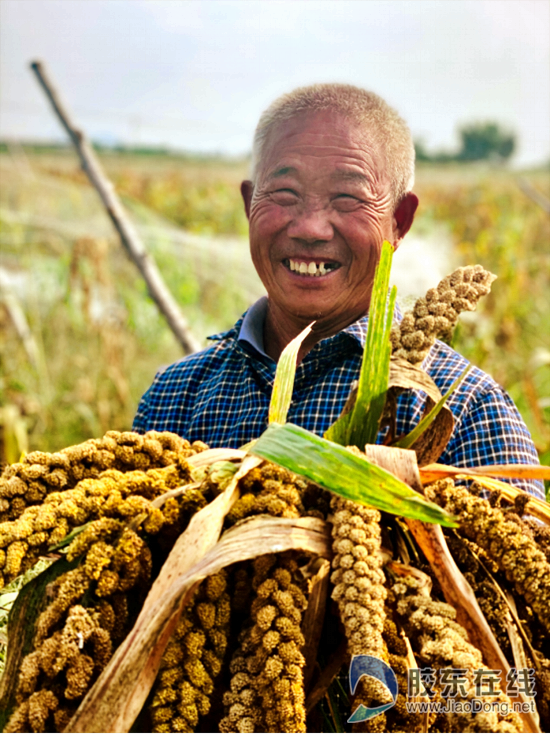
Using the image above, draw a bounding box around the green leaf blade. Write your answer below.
[357,284,397,446]
[269,322,314,425]
[323,409,352,445]
[250,423,457,527]
[341,241,396,449]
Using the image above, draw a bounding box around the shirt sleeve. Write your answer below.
[441,384,546,500]
[132,387,150,434]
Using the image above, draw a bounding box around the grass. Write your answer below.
[0,149,259,455]
[0,151,548,478]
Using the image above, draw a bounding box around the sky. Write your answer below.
[1,0,549,166]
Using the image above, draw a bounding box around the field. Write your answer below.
[0,148,549,474]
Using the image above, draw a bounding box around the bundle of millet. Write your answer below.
[391,264,496,364]
[445,533,512,660]
[148,570,231,733]
[218,462,324,733]
[329,496,389,731]
[426,479,550,635]
[4,604,112,733]
[381,616,425,734]
[390,572,523,733]
[0,458,197,588]
[0,430,208,523]
[225,462,328,527]
[523,518,550,563]
[5,519,153,733]
[220,553,309,734]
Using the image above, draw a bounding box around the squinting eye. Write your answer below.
[270,189,298,206]
[333,194,360,211]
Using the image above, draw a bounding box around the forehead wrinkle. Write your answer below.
[265,165,372,185]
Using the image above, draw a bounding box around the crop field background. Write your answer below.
[0,148,549,480]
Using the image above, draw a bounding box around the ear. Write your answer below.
[392,192,419,250]
[241,180,254,220]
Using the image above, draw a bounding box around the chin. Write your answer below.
[287,302,328,321]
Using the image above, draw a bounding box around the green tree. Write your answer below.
[457,122,516,162]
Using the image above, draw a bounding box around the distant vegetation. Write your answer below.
[0,139,249,163]
[415,121,516,164]
[2,124,517,166]
[0,122,517,164]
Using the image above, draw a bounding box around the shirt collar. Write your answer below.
[207,296,402,360]
[237,296,270,358]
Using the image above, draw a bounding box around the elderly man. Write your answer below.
[133,83,544,500]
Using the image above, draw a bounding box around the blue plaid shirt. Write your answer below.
[133,298,544,500]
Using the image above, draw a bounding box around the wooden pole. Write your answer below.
[30,60,202,355]
[517,177,550,214]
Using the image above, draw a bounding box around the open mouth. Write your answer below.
[282,258,341,277]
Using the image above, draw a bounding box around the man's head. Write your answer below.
[241,83,419,343]
[252,83,415,211]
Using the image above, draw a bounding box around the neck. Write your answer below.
[263,300,367,363]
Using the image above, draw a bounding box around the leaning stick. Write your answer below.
[517,177,550,215]
[30,60,201,355]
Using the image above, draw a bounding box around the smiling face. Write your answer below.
[242,110,417,352]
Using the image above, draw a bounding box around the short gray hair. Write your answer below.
[251,83,415,208]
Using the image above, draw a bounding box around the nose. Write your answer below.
[286,204,333,244]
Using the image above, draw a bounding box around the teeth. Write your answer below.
[288,259,337,276]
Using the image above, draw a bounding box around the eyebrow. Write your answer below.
[267,166,298,179]
[330,171,371,185]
